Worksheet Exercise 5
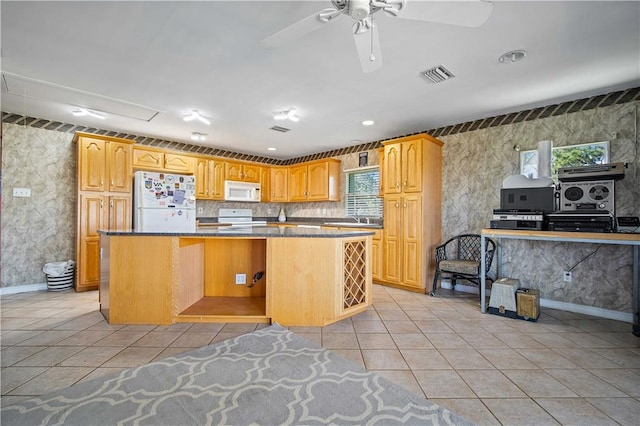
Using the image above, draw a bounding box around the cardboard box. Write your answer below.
[517,288,540,321]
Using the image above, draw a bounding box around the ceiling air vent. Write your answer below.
[270,125,290,133]
[421,65,455,84]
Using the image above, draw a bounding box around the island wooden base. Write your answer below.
[176,297,270,324]
[100,234,372,327]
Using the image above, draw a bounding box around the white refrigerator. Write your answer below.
[134,171,196,233]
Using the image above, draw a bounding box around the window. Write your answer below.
[520,141,609,180]
[345,166,383,218]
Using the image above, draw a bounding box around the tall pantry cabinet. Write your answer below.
[379,133,443,293]
[75,133,133,292]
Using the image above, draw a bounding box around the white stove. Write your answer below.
[218,208,267,227]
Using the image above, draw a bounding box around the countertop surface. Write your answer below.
[198,217,384,230]
[100,226,375,238]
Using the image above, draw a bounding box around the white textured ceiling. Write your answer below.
[1,1,639,159]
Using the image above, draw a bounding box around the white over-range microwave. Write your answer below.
[224,180,261,202]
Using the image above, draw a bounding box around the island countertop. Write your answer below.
[99,226,375,238]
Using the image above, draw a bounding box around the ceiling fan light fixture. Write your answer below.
[190,132,207,142]
[72,107,106,119]
[273,107,300,122]
[499,49,527,64]
[183,110,211,125]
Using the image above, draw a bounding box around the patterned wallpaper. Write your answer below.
[1,124,77,287]
[1,94,638,316]
[439,101,639,312]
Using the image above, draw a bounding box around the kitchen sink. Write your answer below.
[324,222,378,227]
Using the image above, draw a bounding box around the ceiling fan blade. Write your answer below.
[397,0,494,28]
[353,25,383,73]
[260,8,343,49]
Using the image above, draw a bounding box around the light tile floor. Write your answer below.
[1,285,639,425]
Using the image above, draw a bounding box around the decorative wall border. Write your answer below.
[3,86,638,166]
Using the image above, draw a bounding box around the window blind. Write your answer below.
[345,168,383,218]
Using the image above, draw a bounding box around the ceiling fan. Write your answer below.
[260,0,494,73]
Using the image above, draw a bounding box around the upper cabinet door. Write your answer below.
[210,160,225,200]
[132,148,164,170]
[107,142,132,193]
[164,153,195,173]
[383,143,402,194]
[225,162,243,181]
[288,164,308,201]
[270,167,288,202]
[243,164,261,183]
[194,158,210,199]
[401,139,423,193]
[79,137,106,192]
[307,162,329,200]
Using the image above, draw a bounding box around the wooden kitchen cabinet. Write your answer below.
[270,167,288,202]
[75,133,134,292]
[371,229,382,281]
[288,159,341,202]
[78,194,131,291]
[79,136,131,193]
[133,147,194,174]
[225,161,260,183]
[382,138,422,194]
[260,167,271,202]
[164,153,195,173]
[379,133,442,293]
[195,157,224,200]
[132,147,164,170]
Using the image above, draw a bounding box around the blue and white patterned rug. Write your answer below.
[2,323,474,425]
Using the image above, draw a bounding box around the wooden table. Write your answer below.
[480,229,640,335]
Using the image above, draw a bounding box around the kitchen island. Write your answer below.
[99,226,373,326]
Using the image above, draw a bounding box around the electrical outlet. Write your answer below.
[197,207,204,214]
[13,188,31,197]
[563,271,572,282]
[267,208,272,215]
[235,274,246,285]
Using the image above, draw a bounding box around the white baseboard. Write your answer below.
[440,281,633,323]
[0,283,48,295]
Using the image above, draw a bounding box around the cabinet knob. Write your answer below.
[404,202,407,208]
[110,199,114,207]
[396,182,400,189]
[403,181,407,186]
[111,179,114,187]
[395,202,399,208]
[100,199,104,208]
[100,179,104,188]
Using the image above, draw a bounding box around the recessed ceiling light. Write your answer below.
[498,49,527,64]
[351,139,362,144]
[267,147,277,151]
[183,110,211,125]
[362,120,374,126]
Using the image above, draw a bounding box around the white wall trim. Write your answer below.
[439,281,632,323]
[539,298,633,323]
[0,283,48,295]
